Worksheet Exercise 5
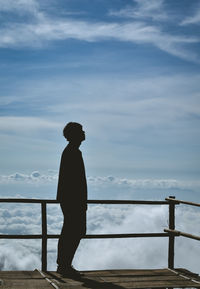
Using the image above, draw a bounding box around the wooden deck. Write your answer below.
[0,268,200,289]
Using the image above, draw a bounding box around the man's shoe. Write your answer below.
[56,266,66,275]
[57,265,82,279]
[66,266,82,278]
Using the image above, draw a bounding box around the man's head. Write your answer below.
[63,122,85,143]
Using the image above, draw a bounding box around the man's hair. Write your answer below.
[63,122,82,141]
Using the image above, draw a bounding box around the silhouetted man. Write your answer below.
[57,122,87,277]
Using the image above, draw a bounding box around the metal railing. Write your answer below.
[0,196,199,271]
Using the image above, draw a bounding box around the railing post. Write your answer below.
[168,196,175,269]
[41,201,47,271]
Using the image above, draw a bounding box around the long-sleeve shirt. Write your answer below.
[57,144,87,212]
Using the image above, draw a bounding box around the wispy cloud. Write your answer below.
[1,171,200,192]
[1,74,200,146]
[0,0,39,13]
[0,171,57,184]
[0,0,199,62]
[109,0,168,21]
[0,0,43,22]
[0,242,41,270]
[0,116,61,134]
[181,7,200,25]
[42,74,200,134]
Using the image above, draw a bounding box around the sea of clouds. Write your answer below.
[0,171,199,274]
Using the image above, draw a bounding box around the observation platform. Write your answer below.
[0,196,199,288]
[0,268,200,289]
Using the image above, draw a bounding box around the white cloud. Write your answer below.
[88,176,200,191]
[1,171,200,193]
[0,0,39,13]
[0,19,156,46]
[0,171,58,184]
[0,1,199,62]
[0,241,41,270]
[181,7,200,26]
[2,75,200,126]
[109,0,168,21]
[0,0,46,23]
[0,116,61,134]
[38,73,200,130]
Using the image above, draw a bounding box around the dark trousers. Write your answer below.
[57,204,86,268]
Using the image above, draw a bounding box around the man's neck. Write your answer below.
[68,141,81,149]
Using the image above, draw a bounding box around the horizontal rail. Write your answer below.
[0,198,168,205]
[0,235,42,239]
[0,198,199,206]
[166,197,200,207]
[84,233,168,238]
[0,199,58,203]
[0,233,169,239]
[49,233,169,239]
[88,200,168,205]
[164,229,200,241]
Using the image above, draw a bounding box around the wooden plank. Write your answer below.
[0,198,58,203]
[77,270,117,276]
[176,268,199,277]
[168,196,175,269]
[2,279,54,289]
[41,202,47,271]
[0,233,169,239]
[166,197,200,207]
[0,234,42,239]
[84,233,168,239]
[88,200,168,205]
[0,270,53,289]
[0,198,168,205]
[86,269,200,288]
[105,269,176,276]
[116,280,200,288]
[48,269,200,288]
[41,233,170,239]
[99,275,187,282]
[1,269,200,289]
[0,270,40,279]
[178,229,200,240]
[165,228,200,241]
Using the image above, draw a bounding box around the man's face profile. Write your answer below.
[79,127,85,142]
[71,126,85,143]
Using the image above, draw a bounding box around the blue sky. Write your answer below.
[0,0,200,201]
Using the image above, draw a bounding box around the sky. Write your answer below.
[0,0,200,274]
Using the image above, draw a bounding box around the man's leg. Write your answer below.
[57,232,81,268]
[57,210,85,267]
[57,208,86,272]
[57,217,69,268]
